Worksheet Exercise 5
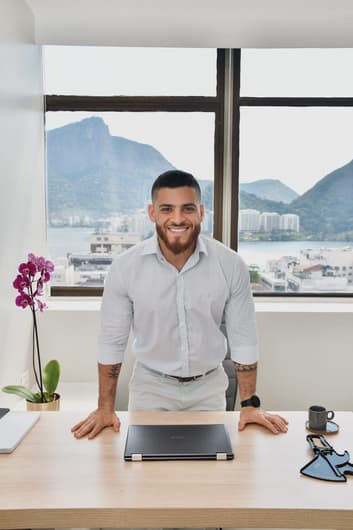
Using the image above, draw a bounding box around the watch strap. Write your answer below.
[240,394,261,408]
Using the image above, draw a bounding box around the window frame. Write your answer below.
[48,49,226,297]
[46,47,353,298]
[232,49,353,298]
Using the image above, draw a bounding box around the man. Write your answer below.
[72,170,288,439]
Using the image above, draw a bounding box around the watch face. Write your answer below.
[241,395,261,408]
[251,395,261,407]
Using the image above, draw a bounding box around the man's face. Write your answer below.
[148,186,204,255]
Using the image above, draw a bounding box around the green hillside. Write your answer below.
[291,159,353,239]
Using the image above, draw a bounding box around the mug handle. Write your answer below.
[327,410,335,420]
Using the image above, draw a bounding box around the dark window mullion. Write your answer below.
[213,48,226,242]
[51,286,103,297]
[240,96,353,107]
[45,95,218,112]
[230,49,241,251]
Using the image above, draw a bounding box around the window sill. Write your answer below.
[47,298,101,311]
[47,296,353,313]
[255,301,353,313]
[15,382,98,411]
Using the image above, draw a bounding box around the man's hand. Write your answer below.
[238,407,288,434]
[71,409,121,440]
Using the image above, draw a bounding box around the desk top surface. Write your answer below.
[0,410,352,529]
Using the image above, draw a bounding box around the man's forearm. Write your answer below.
[234,361,257,401]
[97,362,122,411]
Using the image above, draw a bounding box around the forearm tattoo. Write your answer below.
[234,362,257,372]
[108,364,122,379]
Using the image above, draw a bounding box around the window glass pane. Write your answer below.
[238,107,353,294]
[241,49,353,97]
[44,46,216,96]
[46,111,215,287]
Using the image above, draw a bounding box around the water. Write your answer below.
[48,227,353,269]
[47,227,93,258]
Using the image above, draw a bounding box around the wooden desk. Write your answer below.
[0,411,352,529]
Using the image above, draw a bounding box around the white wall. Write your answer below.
[27,0,353,48]
[256,306,353,411]
[40,302,353,411]
[0,0,45,407]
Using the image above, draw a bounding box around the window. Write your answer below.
[45,48,353,297]
[44,47,217,97]
[44,47,224,295]
[236,49,353,296]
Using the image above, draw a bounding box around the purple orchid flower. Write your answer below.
[15,292,33,308]
[18,261,37,277]
[45,259,54,272]
[13,274,30,291]
[12,253,55,402]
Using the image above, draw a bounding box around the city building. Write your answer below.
[280,213,300,232]
[260,212,281,232]
[90,231,142,254]
[258,272,287,292]
[300,247,353,284]
[239,209,260,231]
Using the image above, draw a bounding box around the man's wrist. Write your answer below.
[97,399,116,412]
[240,394,261,408]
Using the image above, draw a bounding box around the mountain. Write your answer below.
[47,117,175,217]
[239,190,290,215]
[290,159,353,236]
[240,162,353,238]
[47,117,353,239]
[240,179,299,203]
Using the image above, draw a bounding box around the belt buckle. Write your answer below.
[180,374,201,382]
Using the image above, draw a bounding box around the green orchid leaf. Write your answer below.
[43,360,60,395]
[34,391,57,403]
[1,385,42,403]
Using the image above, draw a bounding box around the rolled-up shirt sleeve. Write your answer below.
[97,257,133,365]
[224,255,259,365]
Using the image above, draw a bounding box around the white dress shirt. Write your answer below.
[98,234,259,376]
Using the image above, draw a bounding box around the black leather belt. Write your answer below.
[142,364,218,382]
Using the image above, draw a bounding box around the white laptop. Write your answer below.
[0,411,40,453]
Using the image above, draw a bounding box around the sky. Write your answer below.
[44,47,353,195]
[239,107,353,194]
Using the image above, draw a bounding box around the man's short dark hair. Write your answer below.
[151,170,201,201]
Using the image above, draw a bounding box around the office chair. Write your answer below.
[221,325,238,411]
[222,355,238,411]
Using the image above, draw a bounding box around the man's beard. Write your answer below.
[156,223,201,255]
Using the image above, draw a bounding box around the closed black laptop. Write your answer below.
[124,423,234,461]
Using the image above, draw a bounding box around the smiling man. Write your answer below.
[72,170,288,439]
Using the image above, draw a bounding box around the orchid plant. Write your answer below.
[2,253,60,403]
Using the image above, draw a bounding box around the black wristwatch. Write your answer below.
[240,394,261,408]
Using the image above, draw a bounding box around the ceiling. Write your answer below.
[26,0,353,48]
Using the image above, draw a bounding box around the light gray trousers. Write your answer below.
[128,361,228,412]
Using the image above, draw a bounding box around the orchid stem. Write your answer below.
[32,308,44,402]
[32,321,41,391]
[29,282,44,403]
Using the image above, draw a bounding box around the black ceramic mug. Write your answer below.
[308,405,335,431]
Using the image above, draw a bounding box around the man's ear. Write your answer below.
[200,204,205,221]
[148,203,156,223]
